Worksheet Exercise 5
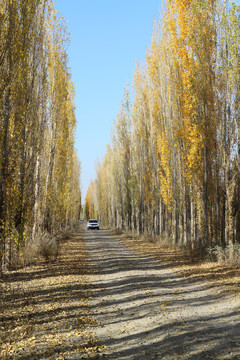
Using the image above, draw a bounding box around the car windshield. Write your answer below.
[89,220,98,223]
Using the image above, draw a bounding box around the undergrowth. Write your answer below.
[208,244,240,267]
[22,231,59,266]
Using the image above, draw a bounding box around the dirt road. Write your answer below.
[85,229,240,360]
[1,228,239,360]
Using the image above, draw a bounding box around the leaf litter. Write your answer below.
[0,228,98,359]
[2,227,239,359]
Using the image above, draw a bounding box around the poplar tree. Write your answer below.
[87,0,240,259]
[0,0,81,270]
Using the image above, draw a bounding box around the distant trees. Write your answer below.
[0,0,81,269]
[87,0,240,254]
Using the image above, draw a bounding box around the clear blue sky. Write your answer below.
[54,0,164,201]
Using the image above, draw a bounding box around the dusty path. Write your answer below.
[85,229,240,360]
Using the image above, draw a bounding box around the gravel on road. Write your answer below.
[84,229,240,360]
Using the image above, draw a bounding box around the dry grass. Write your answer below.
[110,229,240,297]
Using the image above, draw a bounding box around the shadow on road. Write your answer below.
[84,229,240,360]
[1,228,239,360]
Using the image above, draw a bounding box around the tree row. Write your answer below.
[0,0,81,269]
[86,0,240,255]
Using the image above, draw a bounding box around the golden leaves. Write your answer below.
[86,0,240,252]
[0,0,80,267]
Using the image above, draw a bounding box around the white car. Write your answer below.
[87,219,100,230]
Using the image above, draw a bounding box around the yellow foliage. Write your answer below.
[157,130,173,210]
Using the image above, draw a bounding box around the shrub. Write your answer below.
[115,228,123,235]
[208,244,240,267]
[21,240,40,267]
[21,231,59,266]
[39,232,58,262]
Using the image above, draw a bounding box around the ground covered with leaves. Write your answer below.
[114,230,240,297]
[0,229,96,360]
[1,227,239,360]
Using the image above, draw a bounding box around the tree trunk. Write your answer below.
[203,143,209,246]
[190,196,194,248]
[32,154,40,240]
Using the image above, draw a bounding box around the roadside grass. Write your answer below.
[0,227,95,360]
[109,229,240,297]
